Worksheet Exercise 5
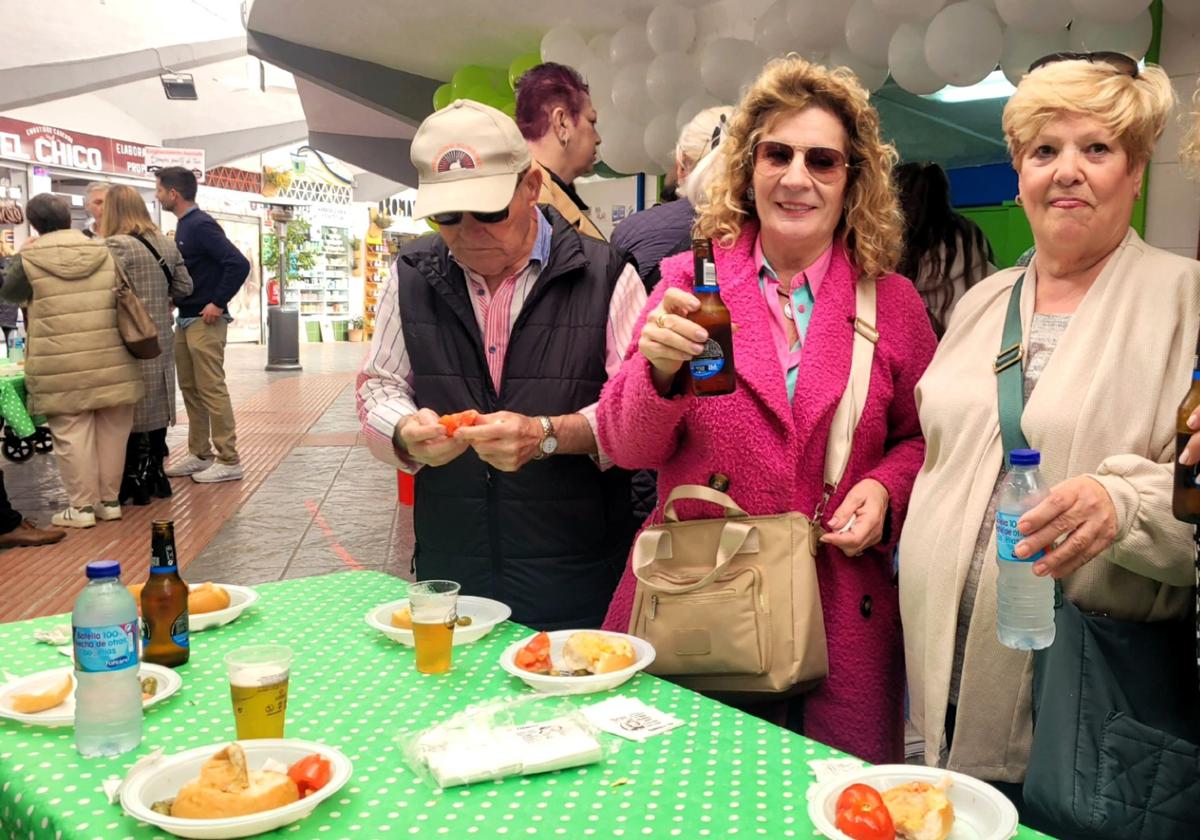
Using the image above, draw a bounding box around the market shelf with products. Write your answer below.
[284,219,352,322]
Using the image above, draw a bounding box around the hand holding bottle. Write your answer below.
[639,288,706,387]
[1013,475,1117,579]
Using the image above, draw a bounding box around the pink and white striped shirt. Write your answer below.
[356,222,646,473]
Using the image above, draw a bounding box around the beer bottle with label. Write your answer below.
[141,520,189,667]
[687,238,736,396]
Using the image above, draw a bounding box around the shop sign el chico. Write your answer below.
[0,116,149,178]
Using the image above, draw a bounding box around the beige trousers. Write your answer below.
[47,403,135,509]
[175,319,239,465]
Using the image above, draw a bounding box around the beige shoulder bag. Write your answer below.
[627,279,879,699]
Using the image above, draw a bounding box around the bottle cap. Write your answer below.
[1009,448,1040,466]
[86,559,121,579]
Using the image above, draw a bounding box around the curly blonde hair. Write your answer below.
[1183,80,1200,176]
[694,56,902,282]
[1003,59,1174,169]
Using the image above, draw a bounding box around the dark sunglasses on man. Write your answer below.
[1027,51,1139,78]
[751,141,851,183]
[429,206,510,226]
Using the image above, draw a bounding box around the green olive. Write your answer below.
[456,615,473,627]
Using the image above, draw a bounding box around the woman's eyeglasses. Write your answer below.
[429,206,511,226]
[1028,51,1139,78]
[751,141,850,182]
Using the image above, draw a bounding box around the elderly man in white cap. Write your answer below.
[356,100,647,630]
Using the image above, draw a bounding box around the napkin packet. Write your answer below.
[398,694,615,790]
[581,696,686,742]
[805,757,869,801]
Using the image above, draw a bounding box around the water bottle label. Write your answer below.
[73,621,139,672]
[690,340,725,380]
[996,511,1043,562]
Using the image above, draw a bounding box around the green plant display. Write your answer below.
[261,220,316,287]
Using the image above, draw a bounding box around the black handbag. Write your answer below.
[994,276,1200,840]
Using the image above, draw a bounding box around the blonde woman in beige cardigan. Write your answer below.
[899,56,1198,800]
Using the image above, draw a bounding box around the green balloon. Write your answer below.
[452,65,492,98]
[508,53,541,90]
[432,83,453,111]
[500,100,517,118]
[485,66,509,93]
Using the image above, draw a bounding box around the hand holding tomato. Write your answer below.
[835,784,895,840]
[438,409,480,435]
[396,408,469,468]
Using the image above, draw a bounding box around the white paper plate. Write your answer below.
[807,765,1020,840]
[0,663,182,727]
[188,584,260,632]
[120,739,352,839]
[499,630,655,695]
[365,596,511,647]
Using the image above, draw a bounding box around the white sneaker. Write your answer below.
[94,502,122,521]
[165,455,213,477]
[52,506,96,528]
[192,461,244,483]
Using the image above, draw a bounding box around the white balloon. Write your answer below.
[645,113,680,173]
[889,23,946,94]
[601,113,651,175]
[612,61,657,124]
[647,52,700,110]
[925,2,1004,86]
[845,0,901,65]
[588,33,612,63]
[755,1,793,57]
[1068,10,1153,59]
[1000,25,1069,85]
[1163,0,1200,27]
[829,43,890,91]
[701,38,767,103]
[580,57,615,108]
[647,3,697,54]
[993,0,1071,34]
[874,0,947,23]
[541,27,588,65]
[611,24,655,64]
[965,0,996,7]
[1068,0,1152,25]
[676,93,724,132]
[786,0,855,51]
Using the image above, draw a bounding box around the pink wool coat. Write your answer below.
[597,223,936,763]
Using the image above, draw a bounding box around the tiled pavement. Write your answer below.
[0,342,414,622]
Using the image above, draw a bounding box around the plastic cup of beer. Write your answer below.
[408,580,460,674]
[225,645,292,739]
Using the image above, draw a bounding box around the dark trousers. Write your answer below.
[0,471,23,534]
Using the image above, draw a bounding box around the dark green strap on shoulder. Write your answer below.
[995,273,1030,457]
[994,273,1060,602]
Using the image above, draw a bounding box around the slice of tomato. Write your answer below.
[834,783,895,840]
[438,409,481,435]
[288,753,333,798]
[515,632,552,673]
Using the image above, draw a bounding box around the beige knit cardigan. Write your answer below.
[899,229,1199,782]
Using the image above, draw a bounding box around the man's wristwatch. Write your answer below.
[533,416,558,460]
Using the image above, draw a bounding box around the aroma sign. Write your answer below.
[0,117,149,178]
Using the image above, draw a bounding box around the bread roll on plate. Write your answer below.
[561,632,637,674]
[171,743,299,819]
[882,779,955,840]
[10,673,73,714]
[188,582,232,615]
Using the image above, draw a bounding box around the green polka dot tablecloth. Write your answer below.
[0,571,1052,839]
[0,367,35,439]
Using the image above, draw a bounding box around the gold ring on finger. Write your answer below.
[655,313,667,329]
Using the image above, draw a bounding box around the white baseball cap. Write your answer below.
[410,99,533,220]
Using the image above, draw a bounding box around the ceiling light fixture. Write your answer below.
[921,70,1015,104]
[161,72,198,100]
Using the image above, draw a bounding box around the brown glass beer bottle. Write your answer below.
[1174,333,1200,524]
[687,238,736,397]
[141,520,190,667]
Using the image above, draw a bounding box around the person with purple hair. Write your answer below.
[514,62,605,240]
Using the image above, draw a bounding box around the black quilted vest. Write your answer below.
[397,208,635,630]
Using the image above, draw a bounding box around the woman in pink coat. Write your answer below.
[598,57,936,763]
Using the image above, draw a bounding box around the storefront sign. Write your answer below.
[0,117,151,179]
[145,146,206,181]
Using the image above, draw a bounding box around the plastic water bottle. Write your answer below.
[73,560,143,757]
[995,449,1056,650]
